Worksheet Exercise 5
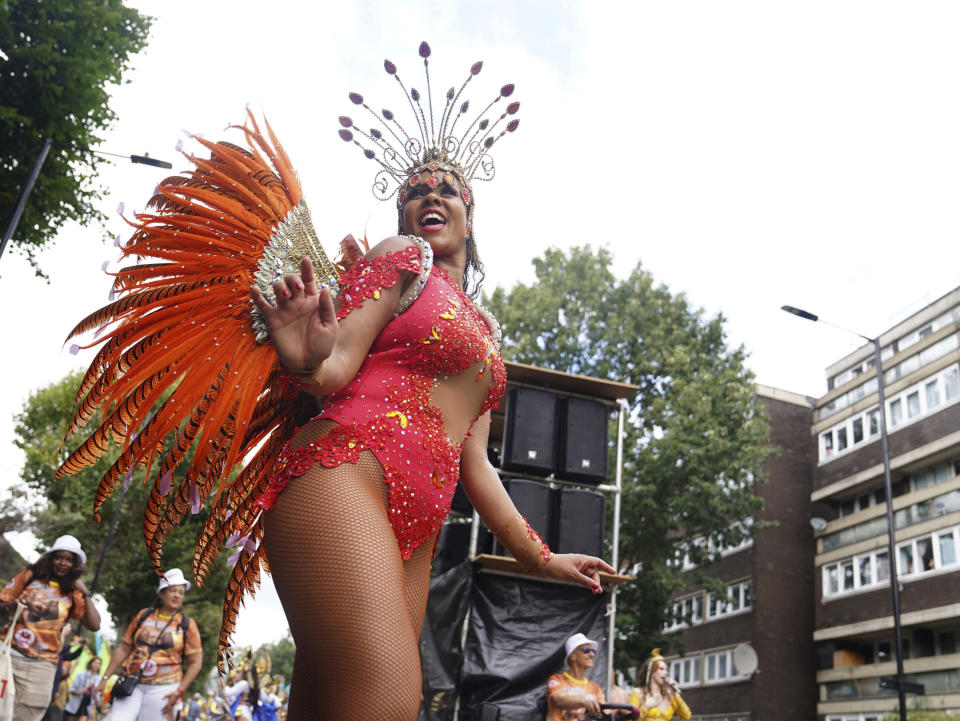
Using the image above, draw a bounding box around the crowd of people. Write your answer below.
[1,537,289,721]
[1,535,694,721]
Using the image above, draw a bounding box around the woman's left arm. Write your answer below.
[73,579,100,631]
[460,413,616,592]
[671,691,692,720]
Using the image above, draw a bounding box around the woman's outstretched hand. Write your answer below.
[537,554,617,594]
[251,255,338,375]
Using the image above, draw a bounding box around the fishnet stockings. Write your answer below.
[263,420,435,721]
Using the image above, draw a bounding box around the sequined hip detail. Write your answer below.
[257,417,461,560]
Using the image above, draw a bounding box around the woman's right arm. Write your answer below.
[96,639,134,690]
[251,236,419,395]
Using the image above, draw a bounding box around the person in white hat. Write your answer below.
[0,535,101,721]
[545,632,606,720]
[97,569,203,721]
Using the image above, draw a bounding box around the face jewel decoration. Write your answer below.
[336,41,521,210]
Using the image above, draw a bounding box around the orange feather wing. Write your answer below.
[59,110,326,664]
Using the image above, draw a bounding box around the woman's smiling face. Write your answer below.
[401,170,469,258]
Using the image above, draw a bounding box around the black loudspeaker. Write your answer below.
[502,388,558,475]
[492,478,553,558]
[553,487,605,558]
[450,482,473,516]
[435,522,472,574]
[558,398,608,484]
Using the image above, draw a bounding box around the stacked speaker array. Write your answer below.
[437,387,611,573]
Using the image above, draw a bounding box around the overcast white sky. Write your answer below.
[3,0,960,645]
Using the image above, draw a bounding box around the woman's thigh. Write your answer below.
[101,686,143,721]
[138,683,178,721]
[263,437,429,717]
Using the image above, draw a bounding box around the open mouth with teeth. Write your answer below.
[419,211,447,230]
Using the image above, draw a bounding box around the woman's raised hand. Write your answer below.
[537,553,617,594]
[251,255,338,375]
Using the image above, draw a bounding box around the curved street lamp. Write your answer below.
[782,304,915,721]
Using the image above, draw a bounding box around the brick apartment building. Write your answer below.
[812,288,960,720]
[663,385,816,721]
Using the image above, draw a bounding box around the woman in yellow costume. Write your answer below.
[629,650,691,721]
[58,42,614,721]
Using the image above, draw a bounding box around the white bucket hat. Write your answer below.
[46,535,87,566]
[157,568,192,593]
[564,632,598,660]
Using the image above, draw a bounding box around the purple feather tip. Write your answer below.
[69,344,80,355]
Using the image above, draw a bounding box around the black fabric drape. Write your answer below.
[420,562,608,721]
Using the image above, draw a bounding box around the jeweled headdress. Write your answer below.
[336,41,520,231]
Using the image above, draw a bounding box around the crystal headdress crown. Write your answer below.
[337,41,520,203]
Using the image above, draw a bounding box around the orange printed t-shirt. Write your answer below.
[546,672,606,721]
[120,609,201,686]
[0,570,85,663]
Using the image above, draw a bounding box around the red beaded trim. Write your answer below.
[523,516,554,564]
[336,245,422,321]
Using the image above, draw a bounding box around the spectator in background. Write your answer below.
[97,569,202,721]
[0,535,101,721]
[629,649,691,721]
[183,693,202,721]
[546,633,606,721]
[65,656,102,721]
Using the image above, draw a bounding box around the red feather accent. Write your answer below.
[60,110,332,662]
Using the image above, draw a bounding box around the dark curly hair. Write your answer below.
[29,552,84,595]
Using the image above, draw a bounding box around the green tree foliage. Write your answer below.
[11,371,230,690]
[0,0,151,270]
[484,246,772,672]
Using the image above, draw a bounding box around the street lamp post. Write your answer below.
[1,139,173,262]
[781,305,910,721]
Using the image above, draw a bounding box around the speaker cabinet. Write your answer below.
[558,398,608,484]
[502,388,558,475]
[435,521,472,574]
[554,487,605,558]
[492,478,553,558]
[450,482,473,516]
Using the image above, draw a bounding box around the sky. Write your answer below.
[2,0,960,645]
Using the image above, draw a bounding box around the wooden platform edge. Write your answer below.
[472,553,634,585]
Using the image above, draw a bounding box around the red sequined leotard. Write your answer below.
[258,238,507,559]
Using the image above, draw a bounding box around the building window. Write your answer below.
[668,656,701,688]
[706,580,752,620]
[890,398,903,426]
[665,593,704,631]
[822,431,834,458]
[946,367,960,400]
[819,363,960,463]
[703,648,750,685]
[822,549,890,598]
[895,525,960,579]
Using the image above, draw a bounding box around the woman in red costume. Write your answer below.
[253,163,613,721]
[58,43,613,721]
